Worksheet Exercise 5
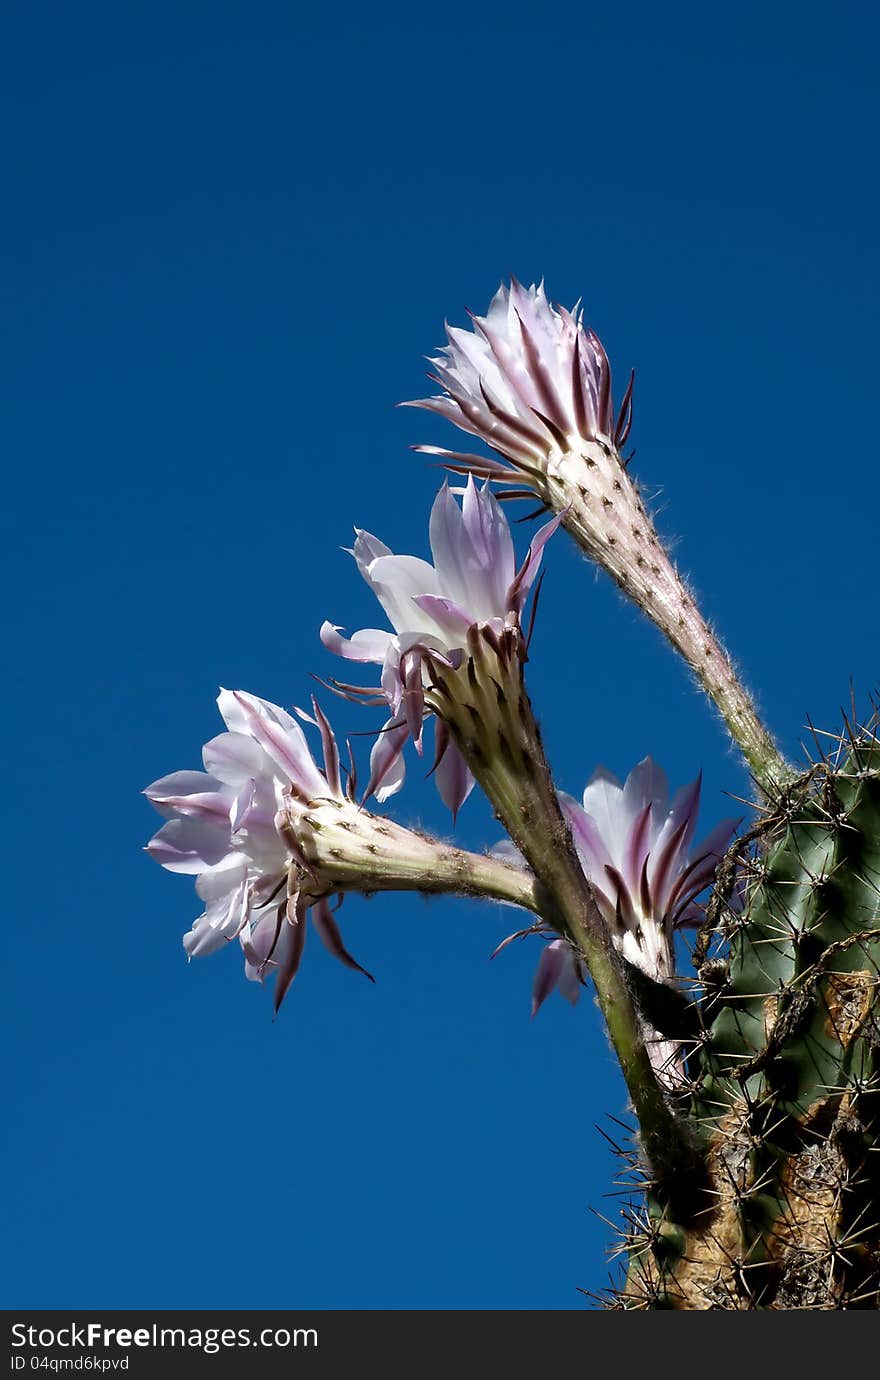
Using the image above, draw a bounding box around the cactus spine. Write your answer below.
[615,733,880,1308]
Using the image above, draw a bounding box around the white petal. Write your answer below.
[319,623,394,663]
[202,732,269,786]
[581,766,626,865]
[146,818,234,874]
[622,757,669,835]
[364,554,443,636]
[229,691,327,800]
[195,855,248,902]
[144,770,232,822]
[350,529,392,574]
[184,877,249,959]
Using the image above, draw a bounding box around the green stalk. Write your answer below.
[425,625,704,1188]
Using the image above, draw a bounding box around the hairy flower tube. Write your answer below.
[407,279,788,791]
[324,485,701,1177]
[320,476,558,817]
[145,689,546,1011]
[498,758,738,1087]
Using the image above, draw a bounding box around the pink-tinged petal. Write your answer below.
[230,690,327,801]
[146,817,233,874]
[406,393,485,439]
[433,733,474,821]
[184,917,232,959]
[217,687,299,738]
[313,700,341,798]
[412,444,518,483]
[561,793,613,879]
[202,731,270,786]
[508,511,563,613]
[510,296,572,436]
[272,903,307,1013]
[428,479,515,623]
[427,480,469,603]
[647,775,703,907]
[693,815,740,866]
[183,922,221,959]
[145,769,220,799]
[646,819,690,918]
[479,284,557,408]
[670,850,734,909]
[444,321,510,400]
[241,904,285,978]
[239,777,288,854]
[229,778,256,833]
[555,950,585,1006]
[622,757,669,829]
[490,924,543,958]
[350,529,392,573]
[604,864,639,930]
[673,902,704,929]
[531,940,568,1017]
[399,651,424,755]
[427,370,538,464]
[580,767,626,863]
[661,774,703,856]
[380,642,404,713]
[363,554,442,636]
[216,686,254,734]
[319,622,394,664]
[184,874,249,958]
[623,802,654,897]
[408,282,622,480]
[144,771,232,822]
[195,855,249,903]
[666,817,739,916]
[411,594,474,642]
[311,898,375,981]
[365,717,409,803]
[462,479,516,603]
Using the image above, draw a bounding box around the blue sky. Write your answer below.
[3,1,878,1309]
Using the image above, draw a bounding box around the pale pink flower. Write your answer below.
[145,690,372,1012]
[498,757,737,1088]
[321,476,558,817]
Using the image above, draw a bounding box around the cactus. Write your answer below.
[613,732,880,1308]
[409,280,880,1308]
[147,278,880,1309]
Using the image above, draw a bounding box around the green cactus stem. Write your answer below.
[613,732,880,1309]
[423,622,705,1192]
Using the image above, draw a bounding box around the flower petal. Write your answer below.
[508,511,563,613]
[230,690,327,801]
[350,529,392,573]
[144,770,232,822]
[622,757,669,831]
[365,717,409,802]
[319,622,394,663]
[531,939,568,1017]
[183,873,250,958]
[146,817,233,874]
[311,898,375,981]
[433,733,475,821]
[202,732,270,786]
[272,903,308,1013]
[362,554,442,636]
[411,594,474,643]
[555,950,584,1005]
